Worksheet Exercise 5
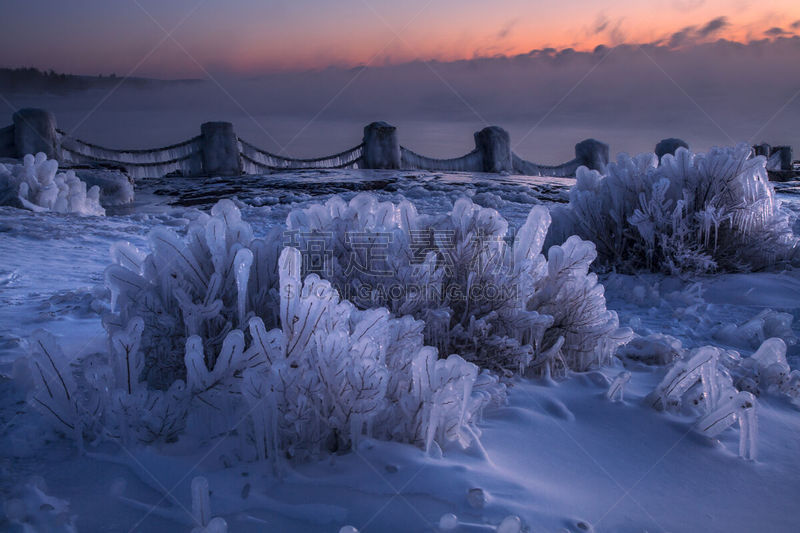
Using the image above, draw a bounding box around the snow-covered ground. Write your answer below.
[2,170,800,532]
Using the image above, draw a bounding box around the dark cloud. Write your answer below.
[667,16,731,48]
[698,16,728,37]
[590,14,626,44]
[668,26,696,48]
[792,20,800,30]
[593,15,609,34]
[496,19,518,40]
[765,27,788,36]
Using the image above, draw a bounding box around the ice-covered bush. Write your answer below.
[287,193,632,377]
[550,144,797,273]
[104,199,282,388]
[22,200,500,461]
[0,152,104,215]
[236,247,498,462]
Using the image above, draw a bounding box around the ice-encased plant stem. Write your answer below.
[697,391,758,460]
[550,144,797,273]
[648,344,760,460]
[287,193,632,377]
[606,371,631,402]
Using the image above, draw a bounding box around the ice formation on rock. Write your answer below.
[551,144,797,273]
[0,153,105,215]
[618,333,682,366]
[732,338,800,400]
[713,309,796,351]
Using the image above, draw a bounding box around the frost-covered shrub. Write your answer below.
[0,152,104,215]
[287,193,631,377]
[21,201,500,460]
[236,248,499,462]
[26,325,188,446]
[104,199,282,388]
[551,144,797,273]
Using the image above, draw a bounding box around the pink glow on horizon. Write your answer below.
[1,0,799,77]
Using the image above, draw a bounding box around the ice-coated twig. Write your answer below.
[697,391,758,460]
[606,371,631,402]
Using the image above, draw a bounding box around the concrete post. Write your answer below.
[655,138,689,160]
[575,138,609,172]
[362,121,401,169]
[771,146,793,171]
[13,108,60,160]
[753,143,771,158]
[0,125,15,158]
[200,121,241,176]
[474,126,512,173]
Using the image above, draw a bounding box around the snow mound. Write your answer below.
[551,143,797,273]
[0,153,105,215]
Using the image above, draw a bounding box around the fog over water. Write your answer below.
[4,38,800,164]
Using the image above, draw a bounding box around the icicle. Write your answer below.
[191,476,210,527]
[738,395,758,460]
[234,248,254,327]
[696,391,758,460]
[606,371,631,402]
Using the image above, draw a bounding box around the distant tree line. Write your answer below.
[0,67,200,94]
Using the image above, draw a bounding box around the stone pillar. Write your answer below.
[771,146,793,171]
[575,138,609,172]
[0,125,15,158]
[655,138,689,160]
[13,108,60,160]
[753,143,771,158]
[200,121,241,176]
[361,121,401,169]
[474,126,512,173]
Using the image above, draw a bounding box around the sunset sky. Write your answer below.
[1,0,800,76]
